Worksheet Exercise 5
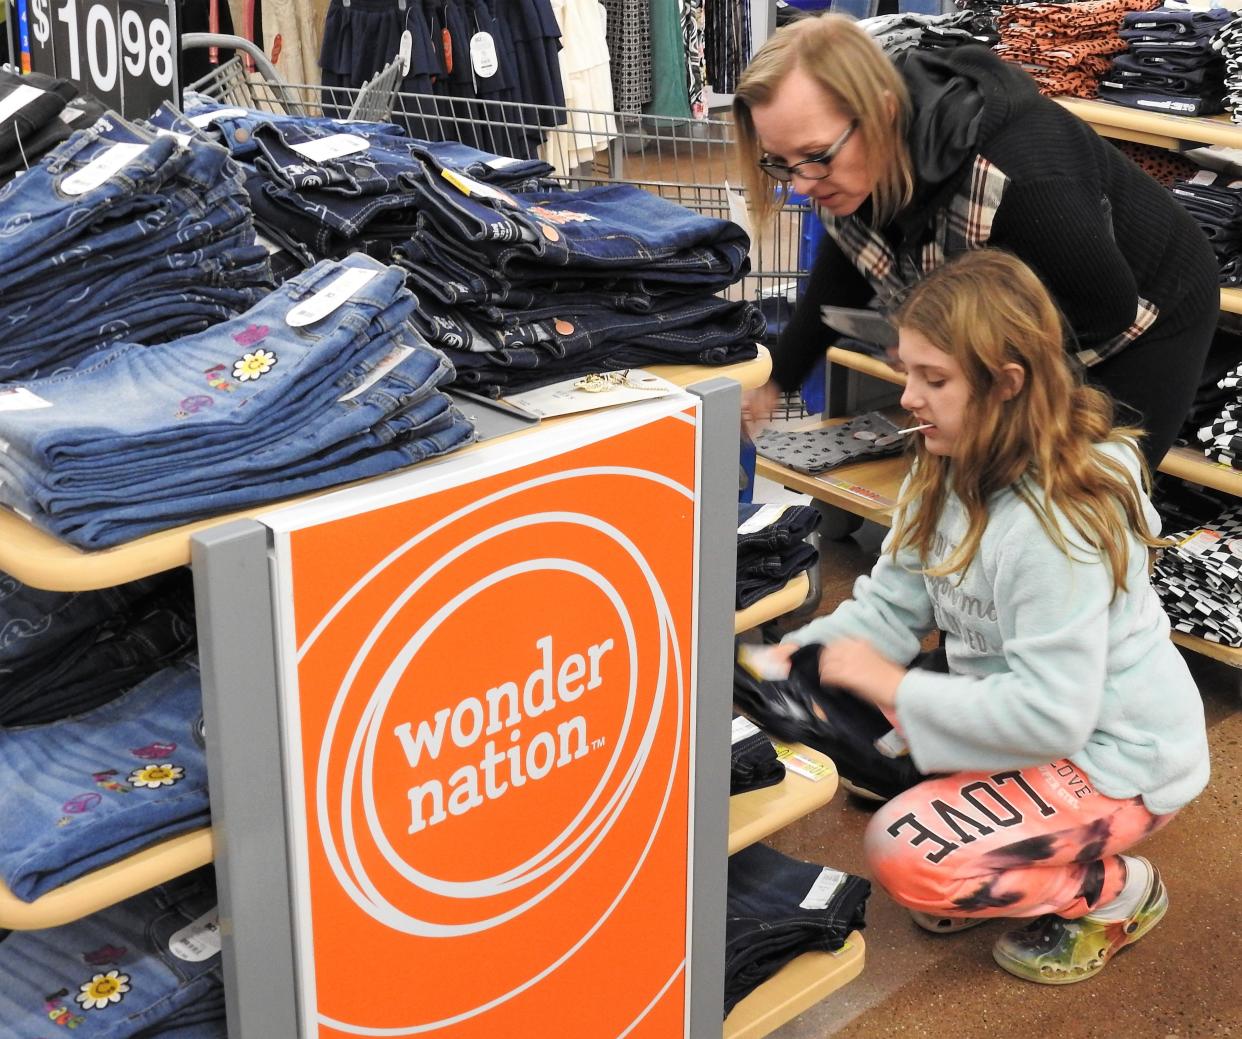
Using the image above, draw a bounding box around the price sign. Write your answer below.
[24,0,178,118]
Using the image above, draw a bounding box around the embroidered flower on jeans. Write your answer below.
[75,970,130,1010]
[128,763,184,789]
[232,349,277,382]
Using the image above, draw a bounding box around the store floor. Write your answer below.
[749,488,1242,1039]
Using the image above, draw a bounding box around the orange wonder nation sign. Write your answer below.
[275,406,701,1038]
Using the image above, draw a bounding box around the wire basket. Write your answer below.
[187,42,815,418]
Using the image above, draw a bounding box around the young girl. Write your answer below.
[765,249,1210,985]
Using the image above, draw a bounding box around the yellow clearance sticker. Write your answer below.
[772,742,835,782]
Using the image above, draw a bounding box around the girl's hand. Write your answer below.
[818,638,906,712]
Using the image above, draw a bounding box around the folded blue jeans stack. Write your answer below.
[0,865,226,1037]
[1100,7,1236,116]
[0,658,208,902]
[0,108,274,380]
[174,99,764,396]
[735,503,822,609]
[0,568,196,727]
[0,253,475,548]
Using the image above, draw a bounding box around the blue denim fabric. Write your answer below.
[0,254,413,471]
[0,570,196,727]
[50,408,474,547]
[0,571,172,672]
[404,180,750,286]
[0,659,208,901]
[736,504,821,562]
[25,348,456,508]
[0,111,271,378]
[0,866,222,1037]
[736,542,819,608]
[416,293,763,365]
[170,95,408,160]
[725,843,870,1015]
[0,255,475,546]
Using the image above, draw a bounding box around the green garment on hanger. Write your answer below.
[645,0,691,119]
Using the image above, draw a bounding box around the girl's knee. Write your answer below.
[863,796,956,911]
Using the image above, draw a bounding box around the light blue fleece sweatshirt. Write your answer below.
[785,443,1210,815]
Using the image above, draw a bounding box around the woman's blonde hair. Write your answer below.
[733,13,915,228]
[891,249,1161,595]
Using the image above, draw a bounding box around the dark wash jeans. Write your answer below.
[725,842,870,1016]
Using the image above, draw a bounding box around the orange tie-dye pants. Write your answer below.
[863,759,1174,920]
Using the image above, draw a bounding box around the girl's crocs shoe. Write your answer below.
[991,858,1168,985]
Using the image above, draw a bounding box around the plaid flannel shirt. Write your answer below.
[816,154,1160,367]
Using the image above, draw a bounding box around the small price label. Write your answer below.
[286,266,381,328]
[772,742,834,782]
[61,140,146,194]
[289,133,370,163]
[0,387,54,412]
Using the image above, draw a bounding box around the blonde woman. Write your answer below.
[754,249,1209,984]
[734,13,1218,467]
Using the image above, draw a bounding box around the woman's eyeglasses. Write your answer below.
[757,120,860,183]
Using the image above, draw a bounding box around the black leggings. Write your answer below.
[1085,287,1220,470]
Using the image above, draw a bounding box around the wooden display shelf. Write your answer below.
[0,350,771,591]
[825,348,1242,497]
[753,418,906,527]
[1171,631,1242,669]
[0,828,214,931]
[722,936,866,1039]
[728,743,838,855]
[1054,98,1242,150]
[734,573,811,635]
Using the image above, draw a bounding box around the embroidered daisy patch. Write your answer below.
[75,970,130,1010]
[233,349,277,381]
[128,763,184,789]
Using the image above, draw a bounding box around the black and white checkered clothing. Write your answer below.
[1153,503,1242,646]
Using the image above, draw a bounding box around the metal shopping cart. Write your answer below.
[183,32,819,421]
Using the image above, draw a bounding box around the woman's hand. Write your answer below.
[741,381,781,438]
[818,637,906,712]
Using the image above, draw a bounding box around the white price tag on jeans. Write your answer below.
[399,29,414,76]
[61,143,147,196]
[169,907,222,962]
[287,266,381,327]
[187,107,249,127]
[737,502,789,535]
[339,345,415,401]
[731,716,762,745]
[486,155,521,170]
[155,129,194,147]
[799,867,847,910]
[0,84,45,125]
[470,31,500,78]
[290,133,370,163]
[0,387,53,412]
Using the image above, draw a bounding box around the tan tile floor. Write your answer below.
[753,519,1241,1039]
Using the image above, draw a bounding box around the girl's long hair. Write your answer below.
[891,250,1161,594]
[733,13,915,228]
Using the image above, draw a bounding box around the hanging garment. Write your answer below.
[541,0,618,175]
[682,0,707,118]
[263,0,324,88]
[646,0,692,118]
[602,0,653,112]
